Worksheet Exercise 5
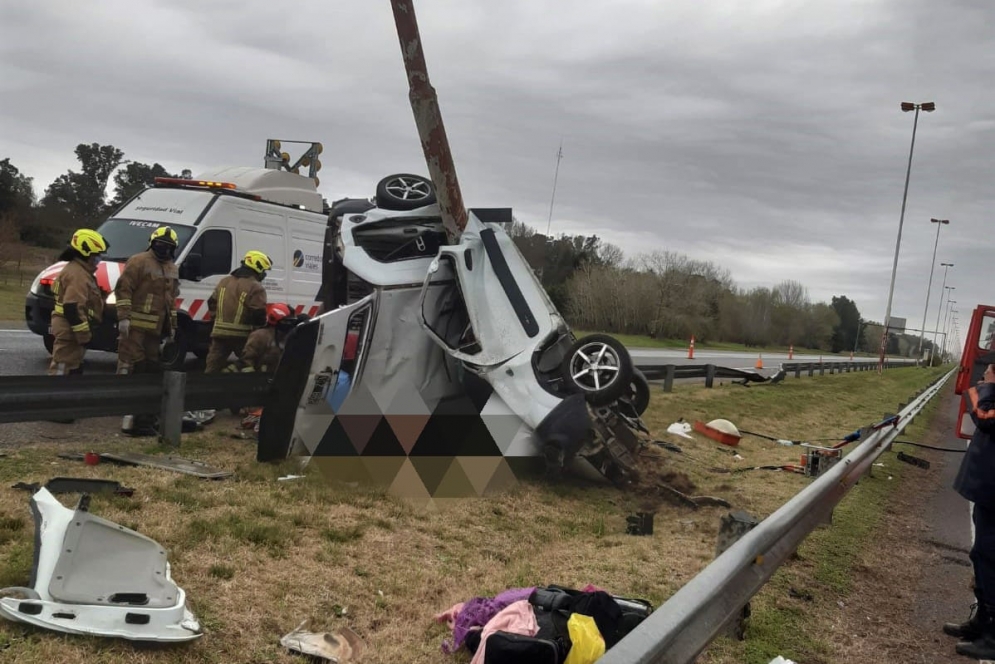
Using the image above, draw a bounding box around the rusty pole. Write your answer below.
[389,0,468,243]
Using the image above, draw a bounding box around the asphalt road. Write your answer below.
[0,325,908,378]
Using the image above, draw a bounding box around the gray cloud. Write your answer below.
[2,0,992,350]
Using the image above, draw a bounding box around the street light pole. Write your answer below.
[929,262,953,364]
[917,218,949,362]
[943,297,957,357]
[853,318,865,355]
[879,101,936,373]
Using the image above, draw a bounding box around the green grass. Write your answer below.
[0,280,25,323]
[0,365,950,663]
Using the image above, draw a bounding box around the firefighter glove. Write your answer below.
[118,318,131,337]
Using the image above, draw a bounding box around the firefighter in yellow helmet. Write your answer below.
[48,229,108,379]
[114,225,181,435]
[204,250,270,373]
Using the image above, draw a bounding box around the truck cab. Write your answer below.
[955,304,995,439]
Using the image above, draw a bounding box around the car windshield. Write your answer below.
[95,219,196,262]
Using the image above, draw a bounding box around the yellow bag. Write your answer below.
[563,613,606,664]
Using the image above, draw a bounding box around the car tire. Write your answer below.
[375,173,437,211]
[161,331,188,371]
[626,368,651,415]
[560,334,634,407]
[43,334,54,355]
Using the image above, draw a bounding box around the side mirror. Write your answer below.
[180,253,203,281]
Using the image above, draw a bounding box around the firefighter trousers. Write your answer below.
[47,316,87,375]
[116,327,162,374]
[205,337,247,373]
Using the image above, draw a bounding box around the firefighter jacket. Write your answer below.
[955,381,995,509]
[236,327,283,373]
[114,250,179,335]
[208,267,267,339]
[51,258,104,343]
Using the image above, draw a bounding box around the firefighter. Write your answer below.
[114,226,180,434]
[47,228,108,379]
[204,250,271,373]
[224,302,296,374]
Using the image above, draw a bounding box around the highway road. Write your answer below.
[0,325,911,377]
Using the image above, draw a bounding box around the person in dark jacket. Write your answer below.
[946,363,995,659]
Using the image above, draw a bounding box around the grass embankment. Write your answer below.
[572,329,878,357]
[0,280,24,324]
[0,365,949,663]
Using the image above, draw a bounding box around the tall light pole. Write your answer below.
[943,297,957,356]
[917,218,949,362]
[879,101,936,372]
[929,262,953,364]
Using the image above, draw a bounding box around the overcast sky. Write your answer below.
[2,0,991,351]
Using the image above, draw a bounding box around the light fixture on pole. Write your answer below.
[879,101,936,373]
[929,262,953,364]
[917,218,949,363]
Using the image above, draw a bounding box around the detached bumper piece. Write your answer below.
[0,487,201,642]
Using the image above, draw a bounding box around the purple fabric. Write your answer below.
[442,587,535,654]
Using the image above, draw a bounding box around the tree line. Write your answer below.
[0,143,938,359]
[1,143,182,249]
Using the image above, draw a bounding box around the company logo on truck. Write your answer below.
[293,248,321,271]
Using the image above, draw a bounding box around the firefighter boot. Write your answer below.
[944,601,987,640]
[955,607,995,660]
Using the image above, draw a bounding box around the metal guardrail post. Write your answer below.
[704,364,716,388]
[807,363,814,377]
[794,365,801,379]
[159,371,186,448]
[819,362,825,376]
[664,365,675,393]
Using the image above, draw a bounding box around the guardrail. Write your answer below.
[637,358,919,392]
[597,366,955,664]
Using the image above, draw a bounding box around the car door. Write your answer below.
[418,212,555,368]
[257,293,376,462]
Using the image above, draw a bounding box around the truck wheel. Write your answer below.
[375,174,437,211]
[44,334,54,355]
[560,334,634,407]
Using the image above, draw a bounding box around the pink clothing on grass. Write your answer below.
[469,599,539,664]
[433,602,465,630]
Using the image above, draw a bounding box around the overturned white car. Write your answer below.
[257,174,653,494]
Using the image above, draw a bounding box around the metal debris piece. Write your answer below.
[12,477,135,496]
[280,619,365,662]
[93,452,232,479]
[626,512,655,536]
[897,451,931,469]
[0,488,200,642]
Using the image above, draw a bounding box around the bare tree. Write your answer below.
[0,212,21,284]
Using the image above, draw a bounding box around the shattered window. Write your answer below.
[423,256,480,355]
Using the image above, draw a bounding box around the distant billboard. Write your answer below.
[888,316,907,334]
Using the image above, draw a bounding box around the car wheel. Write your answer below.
[375,173,437,211]
[560,334,634,407]
[43,334,54,355]
[161,330,188,371]
[624,368,651,415]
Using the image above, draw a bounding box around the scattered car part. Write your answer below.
[666,420,694,439]
[92,452,232,479]
[896,450,931,469]
[626,512,655,536]
[800,443,843,477]
[280,619,365,662]
[11,478,135,497]
[0,488,201,642]
[694,419,742,447]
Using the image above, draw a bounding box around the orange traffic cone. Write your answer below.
[755,353,763,369]
[688,335,695,360]
[788,345,794,360]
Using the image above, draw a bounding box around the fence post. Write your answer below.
[664,365,675,393]
[705,364,716,388]
[820,362,825,376]
[715,510,760,639]
[159,371,186,448]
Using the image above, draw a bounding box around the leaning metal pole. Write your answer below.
[389,0,468,243]
[916,220,943,361]
[879,105,920,373]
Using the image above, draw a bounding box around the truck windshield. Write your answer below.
[95,219,196,262]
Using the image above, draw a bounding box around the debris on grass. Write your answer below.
[280,619,365,662]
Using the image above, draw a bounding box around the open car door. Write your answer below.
[418,212,558,369]
[257,294,376,461]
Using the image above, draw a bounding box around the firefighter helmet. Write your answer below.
[243,250,273,274]
[69,228,108,258]
[266,303,293,327]
[149,226,178,247]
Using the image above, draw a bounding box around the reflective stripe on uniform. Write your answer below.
[234,291,247,327]
[71,322,89,333]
